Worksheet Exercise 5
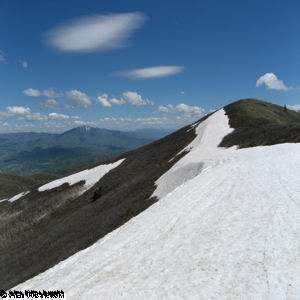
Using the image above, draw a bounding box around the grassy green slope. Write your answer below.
[220,99,300,148]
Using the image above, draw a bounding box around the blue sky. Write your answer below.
[0,0,299,132]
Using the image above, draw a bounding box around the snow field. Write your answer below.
[14,110,300,299]
[38,158,125,193]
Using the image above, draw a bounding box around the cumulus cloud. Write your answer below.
[97,92,150,107]
[65,90,92,108]
[122,91,154,106]
[158,103,205,118]
[110,97,126,106]
[96,93,126,107]
[116,66,184,79]
[6,106,31,115]
[45,13,146,53]
[256,73,291,91]
[0,106,48,121]
[42,89,64,98]
[24,113,48,121]
[23,88,63,98]
[287,104,300,112]
[39,99,61,109]
[23,87,153,109]
[23,88,42,97]
[97,94,112,107]
[97,116,168,130]
[48,112,69,120]
[23,87,91,108]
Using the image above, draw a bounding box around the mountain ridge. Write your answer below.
[0,126,168,177]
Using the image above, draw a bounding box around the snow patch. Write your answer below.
[154,109,235,199]
[38,159,125,194]
[8,191,29,203]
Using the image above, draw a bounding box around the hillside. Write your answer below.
[220,98,300,147]
[2,99,300,298]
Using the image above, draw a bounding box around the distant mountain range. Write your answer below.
[0,126,170,177]
[1,99,300,295]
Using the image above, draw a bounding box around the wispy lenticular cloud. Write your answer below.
[256,73,291,91]
[117,66,184,79]
[45,13,146,52]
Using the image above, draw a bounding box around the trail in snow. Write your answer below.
[14,110,300,299]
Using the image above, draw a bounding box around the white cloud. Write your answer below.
[117,66,184,79]
[176,103,204,115]
[122,91,154,106]
[110,97,126,106]
[256,73,291,91]
[49,112,69,120]
[97,94,112,107]
[97,92,152,107]
[0,106,48,121]
[39,99,61,109]
[23,88,63,98]
[42,89,64,98]
[23,88,42,97]
[97,116,168,130]
[45,13,146,53]
[24,113,48,121]
[24,88,91,108]
[65,90,92,108]
[158,104,174,113]
[6,106,31,115]
[287,104,300,112]
[158,103,205,118]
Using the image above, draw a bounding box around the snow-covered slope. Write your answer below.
[14,109,300,299]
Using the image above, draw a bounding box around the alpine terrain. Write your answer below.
[1,99,300,299]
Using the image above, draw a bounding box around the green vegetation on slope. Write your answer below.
[220,99,300,148]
